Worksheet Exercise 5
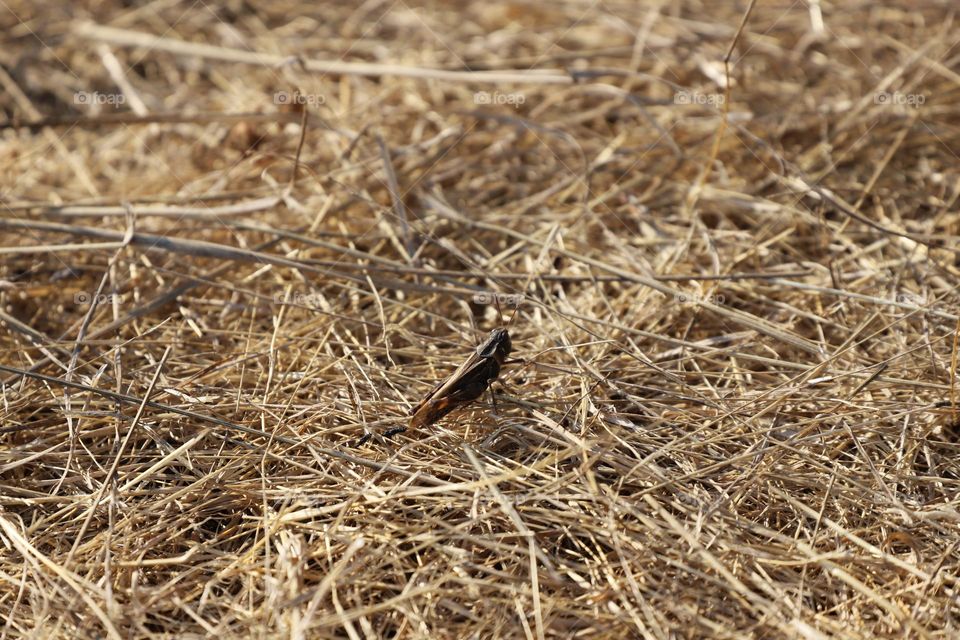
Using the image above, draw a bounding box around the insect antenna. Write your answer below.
[504,225,560,330]
[494,293,505,326]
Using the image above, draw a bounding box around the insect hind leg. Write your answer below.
[383,426,407,439]
[353,426,407,447]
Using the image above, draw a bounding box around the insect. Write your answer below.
[406,327,512,433]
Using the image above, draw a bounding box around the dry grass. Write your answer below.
[2,1,960,637]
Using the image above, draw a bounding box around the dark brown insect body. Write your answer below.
[409,328,512,430]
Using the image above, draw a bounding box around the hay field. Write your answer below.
[2,1,960,637]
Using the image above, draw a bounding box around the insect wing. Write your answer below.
[409,349,485,417]
[409,359,500,429]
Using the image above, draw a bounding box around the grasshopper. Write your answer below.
[356,328,515,446]
[407,327,513,431]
